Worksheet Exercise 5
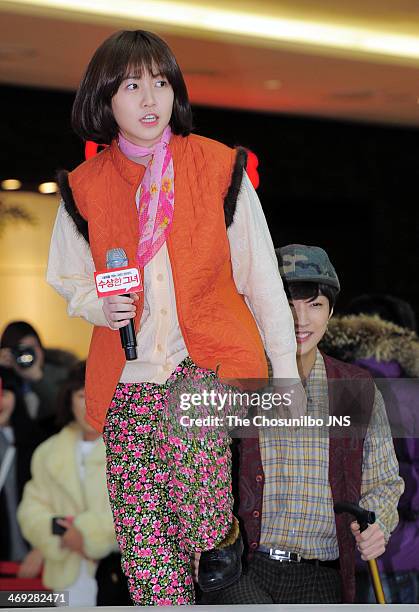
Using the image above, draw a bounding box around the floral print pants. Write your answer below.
[103,357,233,606]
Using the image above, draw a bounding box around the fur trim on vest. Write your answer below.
[321,314,419,378]
[56,169,89,243]
[224,147,248,227]
[57,144,248,242]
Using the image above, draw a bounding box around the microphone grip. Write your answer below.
[119,294,137,360]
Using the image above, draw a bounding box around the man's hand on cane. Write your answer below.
[351,521,386,561]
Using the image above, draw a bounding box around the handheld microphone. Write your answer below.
[106,248,138,361]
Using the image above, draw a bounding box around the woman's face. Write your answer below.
[112,68,174,148]
[71,387,100,440]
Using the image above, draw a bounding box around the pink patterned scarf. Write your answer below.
[118,126,174,268]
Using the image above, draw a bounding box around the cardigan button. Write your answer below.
[255,475,262,482]
[250,542,258,549]
[253,510,260,518]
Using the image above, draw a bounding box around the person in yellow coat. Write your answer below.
[17,362,120,607]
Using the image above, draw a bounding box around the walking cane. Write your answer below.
[334,501,386,604]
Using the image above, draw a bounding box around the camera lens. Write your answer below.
[12,346,36,368]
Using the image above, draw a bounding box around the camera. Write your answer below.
[11,345,36,368]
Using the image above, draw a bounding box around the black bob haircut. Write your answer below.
[283,281,339,312]
[72,30,193,144]
[55,361,86,430]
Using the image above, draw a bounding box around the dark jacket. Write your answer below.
[0,378,45,561]
[32,348,77,433]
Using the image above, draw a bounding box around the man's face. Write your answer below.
[288,294,332,357]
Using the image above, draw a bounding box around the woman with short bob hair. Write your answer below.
[72,30,192,144]
[48,28,299,606]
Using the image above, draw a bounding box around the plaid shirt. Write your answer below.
[259,350,404,560]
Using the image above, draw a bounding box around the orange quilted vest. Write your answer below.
[68,133,268,431]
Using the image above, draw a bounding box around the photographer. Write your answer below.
[0,321,76,435]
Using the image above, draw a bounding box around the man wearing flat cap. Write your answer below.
[202,244,403,605]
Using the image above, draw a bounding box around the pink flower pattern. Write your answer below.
[103,357,234,606]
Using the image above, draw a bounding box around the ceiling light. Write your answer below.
[1,179,22,190]
[5,0,419,62]
[38,181,58,194]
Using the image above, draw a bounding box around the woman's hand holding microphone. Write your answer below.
[102,293,139,330]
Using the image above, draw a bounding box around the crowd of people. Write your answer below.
[0,27,418,608]
[1,286,417,605]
